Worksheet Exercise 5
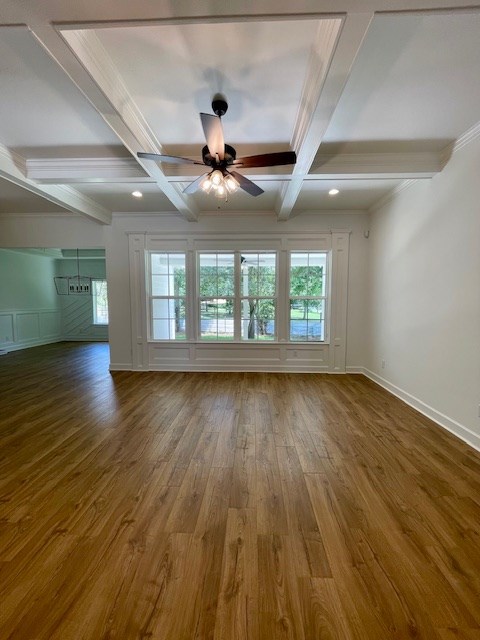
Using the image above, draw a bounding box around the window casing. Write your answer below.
[92,279,108,325]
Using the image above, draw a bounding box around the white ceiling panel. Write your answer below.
[74,182,176,212]
[94,20,320,146]
[294,179,403,211]
[0,27,121,151]
[323,13,480,145]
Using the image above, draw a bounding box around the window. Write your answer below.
[150,253,186,340]
[240,253,276,341]
[92,279,109,325]
[289,252,327,341]
[198,251,277,341]
[199,253,235,340]
[146,246,330,344]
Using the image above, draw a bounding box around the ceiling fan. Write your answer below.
[137,94,296,198]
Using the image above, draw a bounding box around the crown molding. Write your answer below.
[372,121,480,212]
[368,179,417,212]
[440,120,480,166]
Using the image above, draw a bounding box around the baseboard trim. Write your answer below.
[0,337,62,353]
[111,364,331,373]
[109,363,133,371]
[361,367,480,453]
[62,336,108,342]
[346,366,365,374]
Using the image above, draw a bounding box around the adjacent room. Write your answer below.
[0,1,479,638]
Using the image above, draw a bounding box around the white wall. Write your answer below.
[105,211,369,371]
[366,137,480,449]
[0,249,61,350]
[0,213,107,249]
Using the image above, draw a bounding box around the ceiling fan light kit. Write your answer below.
[200,168,239,199]
[137,95,296,200]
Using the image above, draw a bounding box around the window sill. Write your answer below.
[148,339,328,346]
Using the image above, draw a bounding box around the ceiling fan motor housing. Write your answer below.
[212,94,228,117]
[202,143,236,167]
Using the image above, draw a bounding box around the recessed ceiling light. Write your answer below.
[131,190,143,198]
[329,188,339,196]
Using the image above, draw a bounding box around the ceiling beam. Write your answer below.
[310,151,443,178]
[276,12,374,220]
[0,145,112,224]
[29,24,199,221]
[27,157,150,183]
[25,148,443,189]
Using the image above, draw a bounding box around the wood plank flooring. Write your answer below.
[1,342,480,639]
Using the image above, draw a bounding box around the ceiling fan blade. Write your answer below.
[229,171,264,197]
[183,172,209,195]
[233,151,296,169]
[200,113,225,161]
[137,152,204,165]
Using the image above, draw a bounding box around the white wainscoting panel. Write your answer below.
[40,310,62,339]
[285,345,327,365]
[149,345,191,365]
[16,312,40,342]
[0,309,62,352]
[147,342,328,372]
[0,314,14,344]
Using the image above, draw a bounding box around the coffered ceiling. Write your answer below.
[0,0,479,223]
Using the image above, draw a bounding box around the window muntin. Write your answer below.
[289,252,327,342]
[92,279,108,325]
[150,253,186,340]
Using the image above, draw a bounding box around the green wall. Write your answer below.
[56,257,108,341]
[0,249,59,310]
[0,249,62,349]
[0,249,108,349]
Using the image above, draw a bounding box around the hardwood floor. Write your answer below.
[1,342,480,639]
